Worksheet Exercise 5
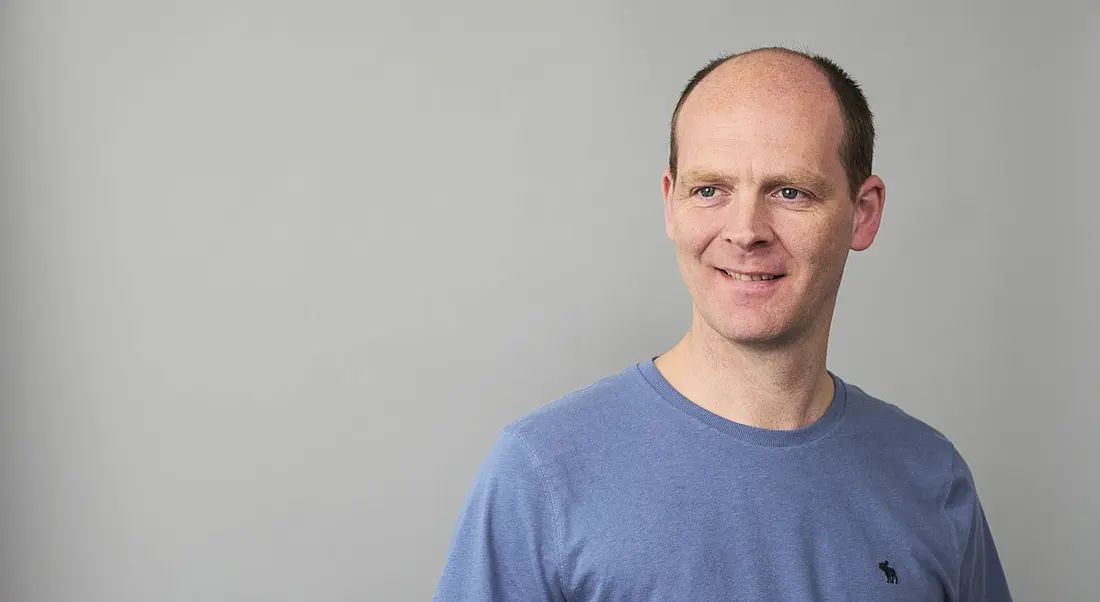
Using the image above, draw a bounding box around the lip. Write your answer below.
[715,267,786,287]
[716,267,786,278]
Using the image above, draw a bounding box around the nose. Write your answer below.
[722,194,774,251]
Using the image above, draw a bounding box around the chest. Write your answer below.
[559,466,953,602]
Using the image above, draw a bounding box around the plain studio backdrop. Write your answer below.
[1,1,1096,600]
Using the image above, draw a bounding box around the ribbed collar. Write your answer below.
[635,357,848,448]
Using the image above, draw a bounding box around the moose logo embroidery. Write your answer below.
[878,560,899,584]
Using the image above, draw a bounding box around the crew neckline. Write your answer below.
[635,357,848,447]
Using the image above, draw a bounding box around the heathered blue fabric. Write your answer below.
[434,359,1012,601]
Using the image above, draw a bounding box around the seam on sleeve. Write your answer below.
[941,444,977,598]
[938,443,962,592]
[508,429,570,601]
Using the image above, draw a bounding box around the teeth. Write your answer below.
[724,270,779,281]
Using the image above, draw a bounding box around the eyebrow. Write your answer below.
[678,169,835,196]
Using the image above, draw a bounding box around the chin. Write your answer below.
[707,315,789,347]
[719,328,788,347]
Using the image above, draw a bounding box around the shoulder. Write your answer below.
[838,378,968,487]
[841,379,957,449]
[496,361,658,471]
[510,363,643,424]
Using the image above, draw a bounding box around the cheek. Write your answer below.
[671,213,718,256]
[790,225,851,276]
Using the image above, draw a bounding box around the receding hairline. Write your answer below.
[701,47,830,82]
[671,48,841,146]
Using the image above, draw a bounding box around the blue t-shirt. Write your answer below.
[434,360,1012,601]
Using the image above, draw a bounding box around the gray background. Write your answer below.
[1,1,1096,600]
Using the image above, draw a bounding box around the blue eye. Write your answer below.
[778,187,805,201]
[697,187,718,198]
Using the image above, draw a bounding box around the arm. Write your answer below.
[434,429,567,601]
[944,449,1012,601]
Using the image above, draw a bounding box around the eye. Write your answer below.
[777,187,808,201]
[695,186,718,199]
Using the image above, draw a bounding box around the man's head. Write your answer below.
[662,48,885,349]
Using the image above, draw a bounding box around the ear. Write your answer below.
[662,169,676,241]
[850,175,885,252]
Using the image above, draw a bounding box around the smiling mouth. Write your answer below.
[719,269,785,282]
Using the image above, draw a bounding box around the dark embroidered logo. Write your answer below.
[878,560,899,584]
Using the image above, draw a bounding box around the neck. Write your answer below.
[654,309,835,431]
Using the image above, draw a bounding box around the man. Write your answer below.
[434,46,1012,601]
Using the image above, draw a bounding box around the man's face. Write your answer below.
[662,56,884,348]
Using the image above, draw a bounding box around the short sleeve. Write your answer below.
[433,429,566,602]
[943,449,1013,601]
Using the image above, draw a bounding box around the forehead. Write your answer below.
[676,56,845,175]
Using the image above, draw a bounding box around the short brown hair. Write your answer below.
[668,47,875,199]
